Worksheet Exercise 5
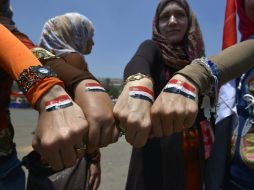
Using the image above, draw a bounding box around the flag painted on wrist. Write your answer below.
[45,95,73,112]
[164,79,197,100]
[85,83,106,92]
[129,86,154,103]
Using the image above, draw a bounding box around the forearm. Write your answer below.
[176,39,254,94]
[211,39,254,84]
[0,24,41,79]
[0,25,63,106]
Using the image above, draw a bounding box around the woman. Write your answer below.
[114,0,206,189]
[0,24,88,190]
[39,12,118,153]
[126,1,254,190]
[35,12,113,190]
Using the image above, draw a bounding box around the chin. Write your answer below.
[167,40,182,45]
[84,50,92,55]
[166,36,183,45]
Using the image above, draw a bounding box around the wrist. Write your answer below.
[125,78,153,89]
[36,85,70,111]
[171,74,199,95]
[123,73,153,86]
[75,79,106,95]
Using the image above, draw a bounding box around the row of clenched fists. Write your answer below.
[32,75,198,171]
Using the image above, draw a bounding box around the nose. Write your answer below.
[168,15,177,25]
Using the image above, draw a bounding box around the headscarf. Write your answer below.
[223,0,254,45]
[152,0,205,70]
[0,0,13,19]
[0,0,16,31]
[39,12,95,56]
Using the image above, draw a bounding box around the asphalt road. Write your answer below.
[11,108,132,190]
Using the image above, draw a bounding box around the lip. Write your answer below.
[167,29,180,33]
[165,30,180,35]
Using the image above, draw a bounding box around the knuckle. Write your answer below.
[59,131,72,142]
[189,107,198,116]
[40,140,56,152]
[175,109,185,116]
[150,107,159,116]
[127,114,140,125]
[92,112,115,124]
[113,107,120,116]
[139,124,150,133]
[72,124,87,136]
[117,112,128,121]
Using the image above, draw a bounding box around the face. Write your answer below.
[83,38,94,54]
[245,0,254,22]
[158,2,188,45]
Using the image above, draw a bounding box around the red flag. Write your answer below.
[222,0,237,49]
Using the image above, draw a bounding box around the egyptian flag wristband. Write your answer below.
[129,86,154,103]
[45,95,73,112]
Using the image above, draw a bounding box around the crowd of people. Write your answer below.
[0,0,253,189]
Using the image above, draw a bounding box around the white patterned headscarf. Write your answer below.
[39,12,95,56]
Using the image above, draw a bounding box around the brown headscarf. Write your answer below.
[152,0,205,70]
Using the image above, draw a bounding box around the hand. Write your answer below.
[113,78,153,148]
[75,80,119,153]
[87,162,101,190]
[32,85,88,171]
[151,74,199,137]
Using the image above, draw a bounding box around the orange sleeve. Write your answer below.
[0,24,64,106]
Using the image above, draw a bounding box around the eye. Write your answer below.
[175,11,186,18]
[159,15,169,22]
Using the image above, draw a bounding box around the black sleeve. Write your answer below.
[124,40,162,79]
[44,58,97,98]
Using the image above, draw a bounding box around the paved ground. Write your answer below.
[11,108,132,190]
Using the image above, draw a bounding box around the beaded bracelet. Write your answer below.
[191,57,221,120]
[16,66,58,94]
[129,86,154,103]
[163,79,197,101]
[191,57,221,95]
[85,82,106,92]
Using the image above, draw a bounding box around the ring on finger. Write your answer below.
[74,144,87,157]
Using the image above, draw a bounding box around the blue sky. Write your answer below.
[12,0,226,78]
